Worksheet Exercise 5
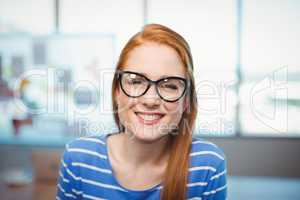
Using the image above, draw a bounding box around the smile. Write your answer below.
[135,112,165,125]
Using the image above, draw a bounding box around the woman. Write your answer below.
[57,24,227,200]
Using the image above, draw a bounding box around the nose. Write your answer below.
[140,84,160,106]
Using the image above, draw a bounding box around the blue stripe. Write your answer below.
[57,134,227,200]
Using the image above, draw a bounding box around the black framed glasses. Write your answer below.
[117,70,187,102]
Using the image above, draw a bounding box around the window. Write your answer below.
[0,0,299,142]
[0,0,55,33]
[148,0,237,136]
[240,0,300,136]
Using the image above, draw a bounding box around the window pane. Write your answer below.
[0,0,55,33]
[60,0,143,54]
[148,0,237,136]
[59,0,144,125]
[240,0,300,136]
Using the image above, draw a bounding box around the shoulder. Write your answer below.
[190,136,226,169]
[66,135,107,150]
[62,134,108,164]
[188,137,227,198]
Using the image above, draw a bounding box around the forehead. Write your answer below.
[123,42,186,79]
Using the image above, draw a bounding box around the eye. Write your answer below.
[128,78,143,85]
[161,83,178,90]
[124,74,147,85]
[159,78,185,91]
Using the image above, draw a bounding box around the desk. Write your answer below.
[0,181,57,200]
[1,176,300,200]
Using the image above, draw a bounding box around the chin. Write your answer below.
[121,111,176,143]
[130,128,169,144]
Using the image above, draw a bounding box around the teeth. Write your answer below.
[136,113,163,121]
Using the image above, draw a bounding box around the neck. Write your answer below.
[119,132,172,167]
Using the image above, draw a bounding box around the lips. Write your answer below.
[135,111,165,125]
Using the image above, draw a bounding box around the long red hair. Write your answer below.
[111,24,198,200]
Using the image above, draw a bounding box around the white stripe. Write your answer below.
[61,160,79,181]
[67,148,107,159]
[203,184,227,195]
[83,193,107,200]
[59,171,70,183]
[210,169,227,180]
[189,166,217,172]
[187,182,208,187]
[190,151,224,160]
[188,197,202,200]
[77,137,106,146]
[71,189,107,200]
[156,185,163,190]
[72,188,83,195]
[61,161,126,192]
[81,178,127,192]
[192,140,216,147]
[56,197,61,200]
[57,184,76,199]
[72,162,112,174]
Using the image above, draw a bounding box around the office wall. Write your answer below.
[210,137,300,177]
[1,137,300,178]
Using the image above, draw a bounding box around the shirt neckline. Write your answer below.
[101,133,162,193]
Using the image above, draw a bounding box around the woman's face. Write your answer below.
[116,42,187,143]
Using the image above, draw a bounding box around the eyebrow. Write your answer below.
[127,70,186,79]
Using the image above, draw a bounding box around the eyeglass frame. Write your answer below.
[117,70,188,102]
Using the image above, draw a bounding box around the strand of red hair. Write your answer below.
[111,24,198,200]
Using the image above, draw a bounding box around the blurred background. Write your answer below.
[0,0,299,199]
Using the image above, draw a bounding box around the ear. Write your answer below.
[183,96,189,112]
[115,87,120,105]
[115,86,120,96]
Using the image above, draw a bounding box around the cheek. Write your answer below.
[117,94,135,128]
[117,91,137,115]
[164,100,185,121]
[165,98,185,112]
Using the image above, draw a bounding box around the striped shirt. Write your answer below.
[56,134,227,200]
